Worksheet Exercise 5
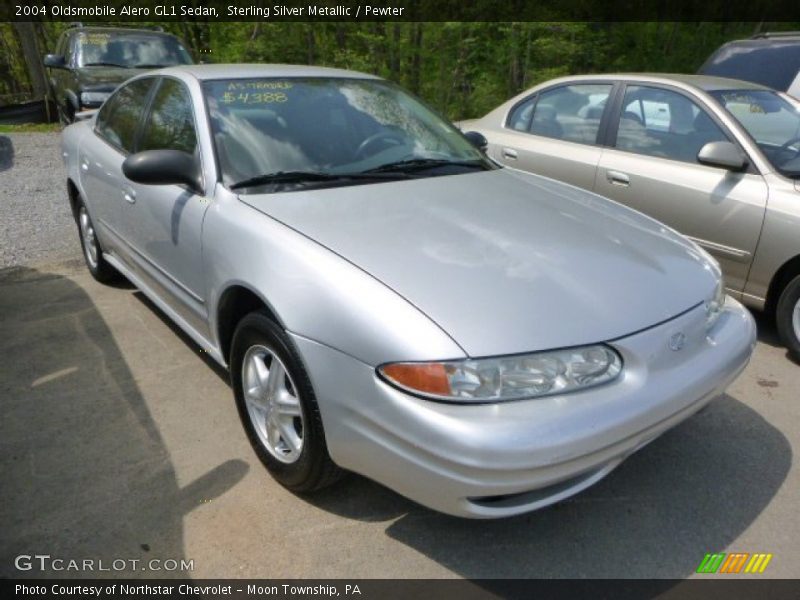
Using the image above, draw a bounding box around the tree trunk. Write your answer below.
[409,23,423,94]
[306,25,316,64]
[12,22,48,100]
[389,23,401,79]
[335,24,346,51]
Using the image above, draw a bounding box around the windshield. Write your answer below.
[700,42,800,92]
[711,89,800,178]
[203,77,491,192]
[76,32,193,68]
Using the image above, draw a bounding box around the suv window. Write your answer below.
[527,84,612,144]
[64,33,78,66]
[95,78,155,153]
[700,40,800,93]
[75,31,192,69]
[139,79,197,154]
[615,85,729,164]
[54,33,66,57]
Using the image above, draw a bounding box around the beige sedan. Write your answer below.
[462,74,800,360]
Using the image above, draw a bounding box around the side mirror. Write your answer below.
[697,141,748,171]
[464,131,488,154]
[122,150,202,192]
[43,54,66,69]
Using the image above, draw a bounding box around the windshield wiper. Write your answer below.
[362,158,488,174]
[132,63,171,69]
[82,62,129,68]
[229,170,408,190]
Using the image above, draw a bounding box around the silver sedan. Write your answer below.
[61,65,755,518]
[460,73,800,362]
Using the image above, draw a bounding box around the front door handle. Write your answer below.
[501,147,518,160]
[123,189,136,204]
[606,170,630,186]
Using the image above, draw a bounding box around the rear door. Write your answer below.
[594,83,768,295]
[79,77,156,256]
[488,82,616,191]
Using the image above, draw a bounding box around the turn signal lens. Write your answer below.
[380,363,451,395]
[378,344,622,403]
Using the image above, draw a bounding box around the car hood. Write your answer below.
[242,169,718,357]
[75,67,151,91]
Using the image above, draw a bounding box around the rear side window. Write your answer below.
[527,84,612,144]
[615,85,729,164]
[700,41,800,92]
[139,79,197,154]
[95,78,155,153]
[507,97,535,131]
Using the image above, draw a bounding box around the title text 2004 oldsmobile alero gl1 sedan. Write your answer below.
[61,65,756,518]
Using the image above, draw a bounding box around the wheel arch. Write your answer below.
[66,178,80,220]
[765,254,800,314]
[215,283,283,365]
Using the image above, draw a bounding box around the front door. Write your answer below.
[594,84,768,295]
[122,77,211,335]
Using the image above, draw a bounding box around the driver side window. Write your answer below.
[615,85,730,164]
[139,78,197,154]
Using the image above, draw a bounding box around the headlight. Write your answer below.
[80,91,110,106]
[378,345,623,403]
[706,276,726,330]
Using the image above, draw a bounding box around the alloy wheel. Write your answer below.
[78,206,98,269]
[242,345,305,464]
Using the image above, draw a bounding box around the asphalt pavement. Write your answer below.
[0,133,798,580]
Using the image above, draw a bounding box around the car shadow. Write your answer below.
[752,308,780,347]
[0,135,14,172]
[131,290,230,385]
[750,307,799,365]
[305,392,790,582]
[0,266,247,579]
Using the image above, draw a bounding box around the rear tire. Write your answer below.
[230,311,342,492]
[75,196,118,284]
[776,274,800,362]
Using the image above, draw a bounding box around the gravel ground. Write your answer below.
[0,132,80,268]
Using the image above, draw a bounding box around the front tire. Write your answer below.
[776,274,800,362]
[230,312,342,492]
[75,197,118,284]
[58,98,75,126]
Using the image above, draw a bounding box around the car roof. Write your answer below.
[158,63,381,81]
[68,26,179,38]
[550,72,773,92]
[727,35,800,44]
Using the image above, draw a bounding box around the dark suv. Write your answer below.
[699,32,800,100]
[43,25,193,124]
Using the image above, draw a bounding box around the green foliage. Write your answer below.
[3,21,799,118]
[0,122,61,133]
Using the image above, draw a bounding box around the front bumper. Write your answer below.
[291,298,756,518]
[78,90,113,109]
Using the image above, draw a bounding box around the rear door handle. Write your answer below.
[123,189,136,204]
[606,170,630,186]
[501,147,518,160]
